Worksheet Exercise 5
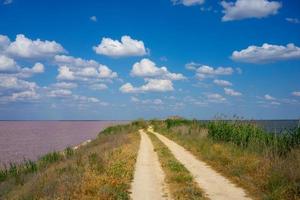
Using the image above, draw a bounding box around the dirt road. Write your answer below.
[130,129,170,200]
[149,127,251,200]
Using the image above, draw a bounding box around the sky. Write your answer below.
[0,0,300,120]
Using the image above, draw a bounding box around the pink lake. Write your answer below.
[0,121,128,165]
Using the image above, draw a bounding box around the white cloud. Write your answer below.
[224,88,242,96]
[185,62,199,71]
[0,75,39,103]
[0,35,10,50]
[89,83,108,90]
[48,89,72,98]
[213,79,233,87]
[120,79,174,93]
[0,54,44,77]
[52,82,78,89]
[194,64,234,80]
[0,75,37,91]
[221,0,281,21]
[197,65,233,75]
[4,34,65,58]
[292,91,300,97]
[131,96,140,102]
[286,18,300,24]
[77,67,98,77]
[171,0,205,6]
[93,35,148,57]
[206,93,226,102]
[131,97,163,105]
[18,63,44,78]
[10,90,39,102]
[131,58,185,80]
[73,95,108,106]
[54,55,117,81]
[0,55,18,72]
[264,94,276,100]
[90,16,97,22]
[270,101,280,105]
[57,66,75,81]
[54,55,99,68]
[231,43,300,63]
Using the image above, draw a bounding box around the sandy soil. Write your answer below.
[130,129,171,200]
[149,127,252,200]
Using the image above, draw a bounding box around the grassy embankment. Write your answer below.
[152,119,300,200]
[0,121,146,200]
[147,131,206,200]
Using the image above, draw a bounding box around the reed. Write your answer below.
[208,120,300,155]
[152,119,300,200]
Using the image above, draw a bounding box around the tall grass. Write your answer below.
[152,119,300,200]
[208,120,300,155]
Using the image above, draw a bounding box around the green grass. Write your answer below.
[208,120,300,156]
[152,119,300,200]
[148,130,206,200]
[0,120,144,199]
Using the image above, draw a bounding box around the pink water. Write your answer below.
[0,121,128,165]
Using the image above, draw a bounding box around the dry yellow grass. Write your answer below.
[0,123,141,200]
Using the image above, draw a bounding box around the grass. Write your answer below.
[152,119,300,200]
[147,130,206,200]
[0,120,144,199]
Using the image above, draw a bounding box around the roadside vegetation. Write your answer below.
[0,121,145,199]
[148,131,206,200]
[152,119,300,200]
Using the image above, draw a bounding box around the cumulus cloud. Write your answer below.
[231,43,300,63]
[9,90,39,102]
[0,54,45,78]
[18,63,44,78]
[93,35,148,57]
[197,65,234,75]
[131,58,185,80]
[0,74,39,103]
[213,79,233,87]
[2,34,65,58]
[185,62,199,71]
[221,0,281,21]
[264,94,276,100]
[171,0,205,6]
[292,91,300,97]
[0,75,37,92]
[192,64,234,80]
[57,66,75,81]
[224,88,242,96]
[0,35,10,51]
[120,79,174,93]
[0,55,18,72]
[54,55,117,81]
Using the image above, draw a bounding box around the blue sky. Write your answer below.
[0,0,300,120]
